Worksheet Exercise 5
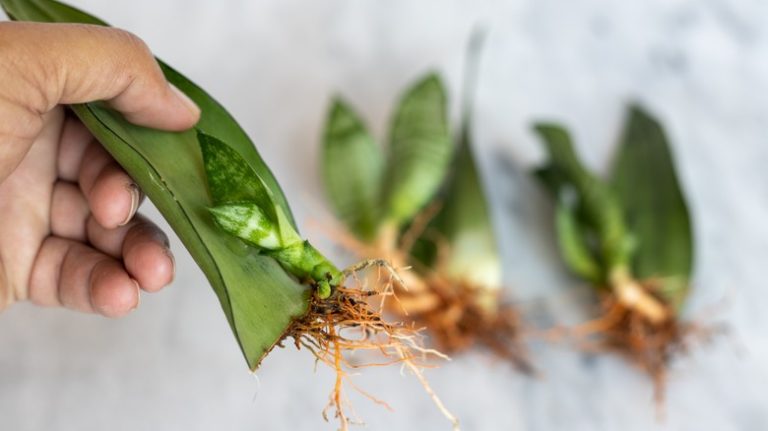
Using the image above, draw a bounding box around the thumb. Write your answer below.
[1,22,200,131]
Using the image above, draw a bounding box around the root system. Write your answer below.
[572,280,714,403]
[282,282,459,431]
[392,276,532,373]
[314,216,530,373]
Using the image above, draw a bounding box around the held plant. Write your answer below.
[534,105,697,394]
[199,132,457,428]
[2,1,458,429]
[2,0,303,371]
[322,34,527,368]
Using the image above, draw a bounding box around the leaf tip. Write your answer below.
[627,101,650,118]
[412,71,447,96]
[326,95,356,125]
[195,128,218,155]
[532,122,566,138]
[328,95,349,116]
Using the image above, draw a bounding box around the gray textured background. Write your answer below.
[2,1,767,430]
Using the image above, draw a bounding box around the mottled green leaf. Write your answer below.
[610,105,693,309]
[199,132,278,217]
[209,203,283,250]
[383,74,452,226]
[199,131,299,247]
[321,98,384,240]
[1,0,309,370]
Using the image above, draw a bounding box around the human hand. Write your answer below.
[0,22,200,316]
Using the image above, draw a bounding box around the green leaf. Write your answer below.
[2,0,310,370]
[209,203,283,250]
[430,132,501,288]
[199,131,300,247]
[534,125,588,181]
[532,164,566,196]
[553,191,603,282]
[420,32,500,288]
[198,131,277,209]
[533,123,631,276]
[383,73,453,227]
[535,163,604,283]
[321,98,384,240]
[610,105,693,309]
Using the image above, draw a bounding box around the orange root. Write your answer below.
[391,276,532,373]
[570,281,716,403]
[282,282,458,430]
[313,213,529,373]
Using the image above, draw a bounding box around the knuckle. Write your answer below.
[110,28,150,52]
[105,28,167,97]
[111,29,156,69]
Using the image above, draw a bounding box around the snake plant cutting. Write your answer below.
[322,34,526,367]
[534,105,695,392]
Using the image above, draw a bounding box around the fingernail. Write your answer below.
[131,279,141,310]
[165,247,176,284]
[169,84,201,118]
[120,183,140,226]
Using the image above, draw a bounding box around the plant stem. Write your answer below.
[609,266,668,324]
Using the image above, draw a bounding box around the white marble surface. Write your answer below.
[2,1,767,430]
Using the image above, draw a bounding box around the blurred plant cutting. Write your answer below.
[533,105,699,398]
[321,32,528,370]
